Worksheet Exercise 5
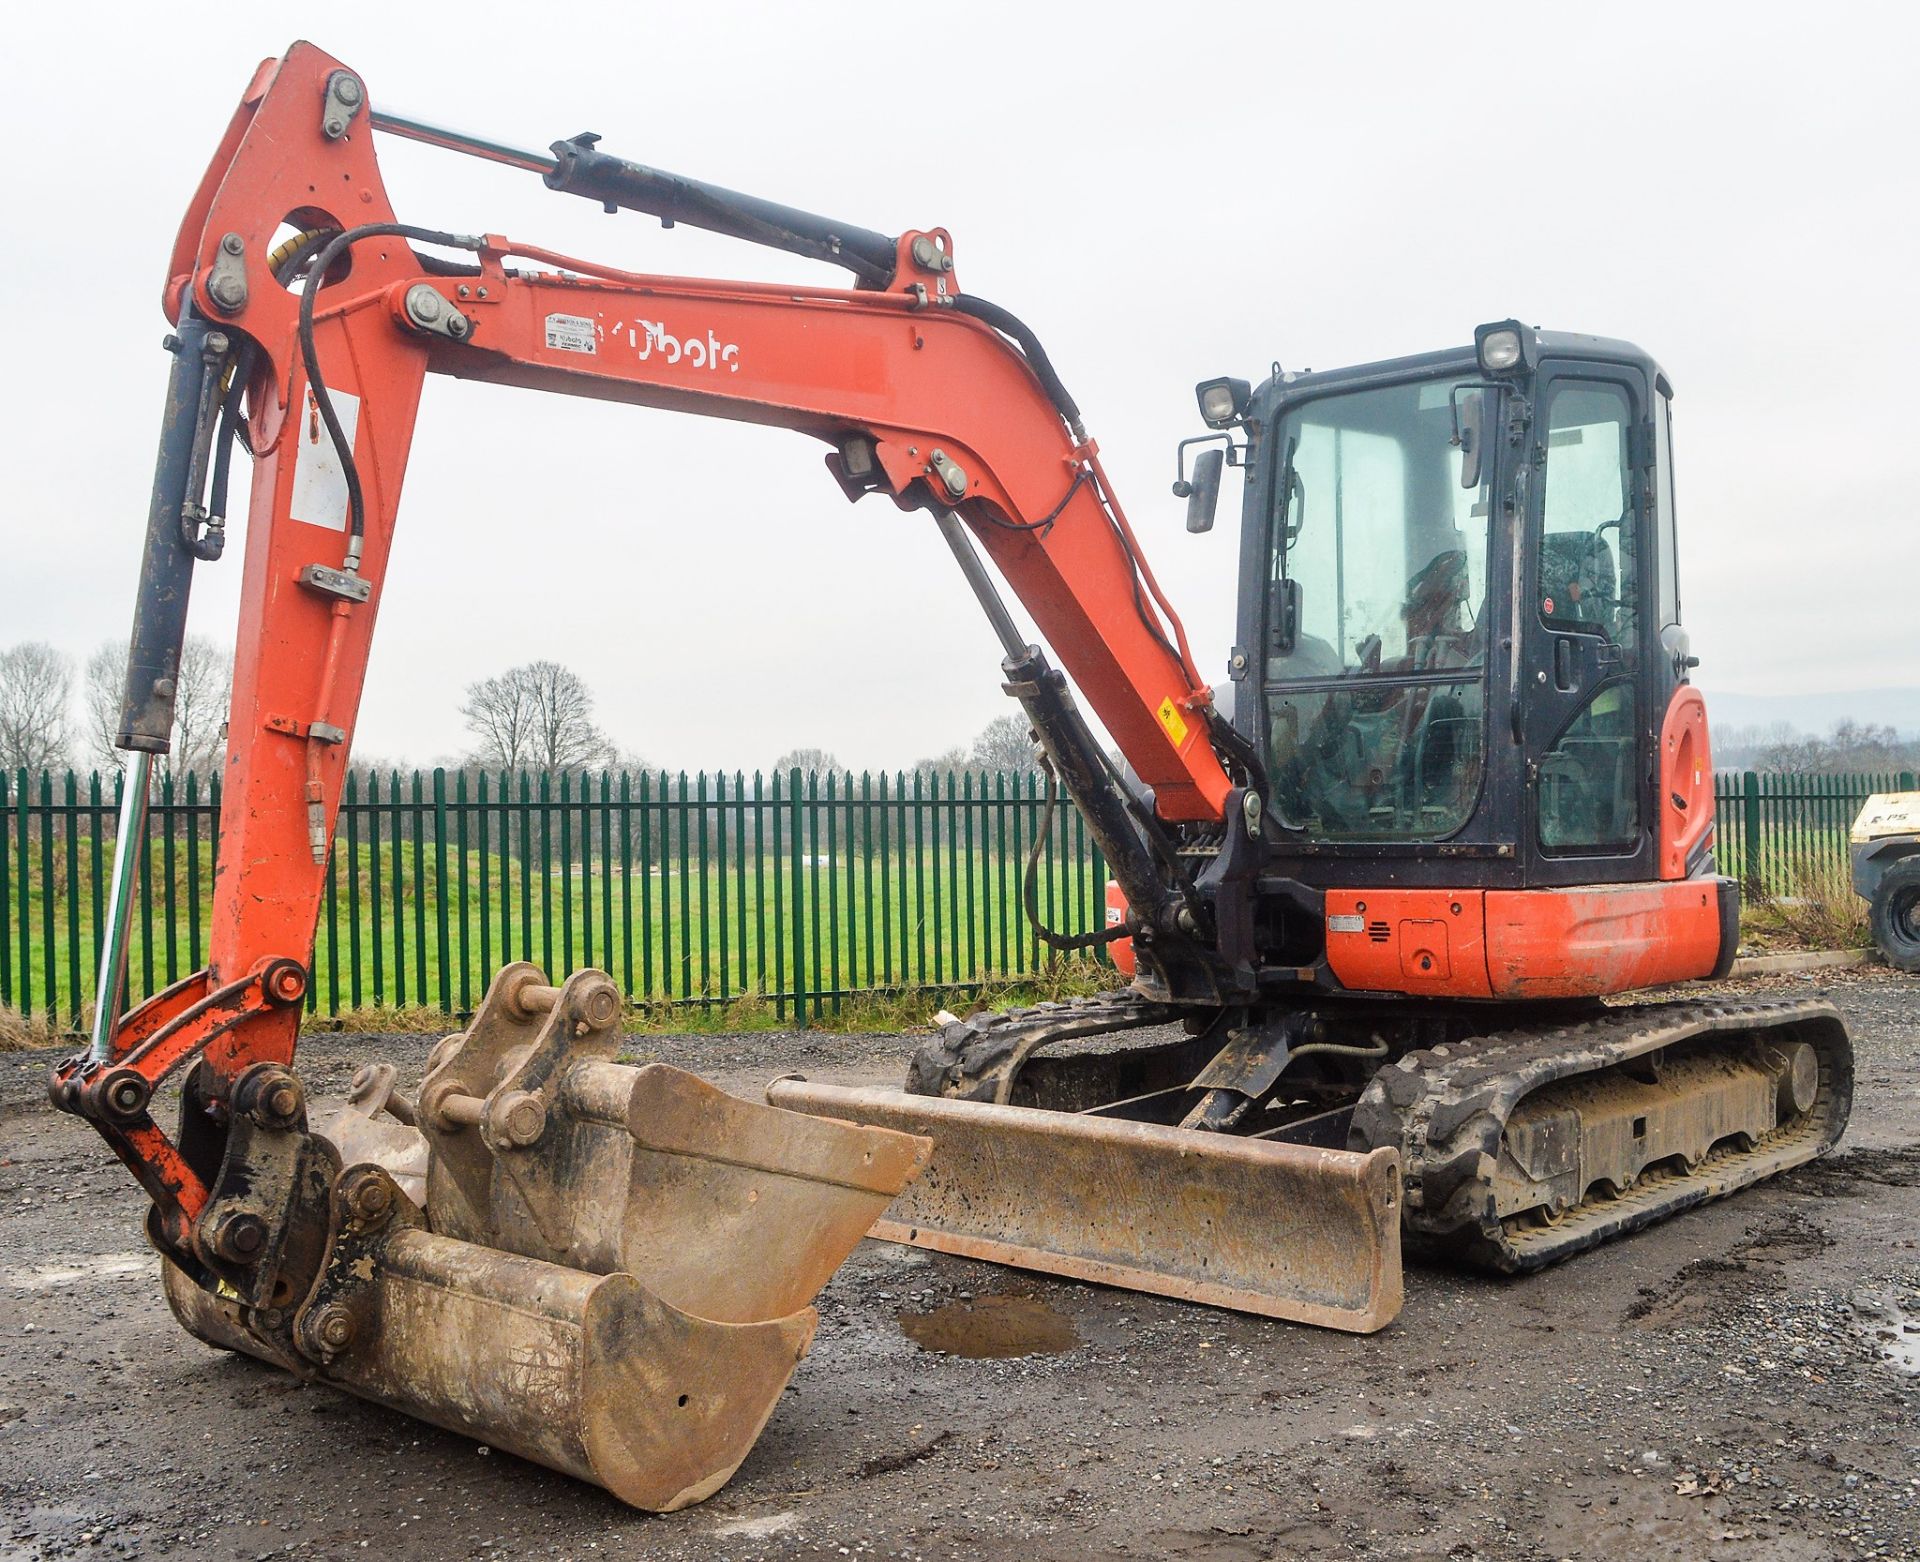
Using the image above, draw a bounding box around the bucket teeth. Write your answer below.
[168,965,930,1512]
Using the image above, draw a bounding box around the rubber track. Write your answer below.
[1348,997,1854,1273]
[905,989,1182,1101]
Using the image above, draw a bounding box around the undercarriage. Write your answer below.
[884,988,1853,1275]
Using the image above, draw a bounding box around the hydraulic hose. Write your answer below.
[1022,759,1133,951]
[295,222,482,571]
[948,295,1084,439]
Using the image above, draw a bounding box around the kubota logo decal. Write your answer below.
[610,318,741,373]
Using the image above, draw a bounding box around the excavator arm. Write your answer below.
[56,39,1247,1245]
[50,46,1397,1513]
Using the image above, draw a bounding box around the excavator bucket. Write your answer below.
[767,1080,1404,1334]
[162,965,930,1512]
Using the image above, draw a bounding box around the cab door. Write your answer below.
[1519,363,1658,885]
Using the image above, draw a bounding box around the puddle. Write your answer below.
[1872,1304,1920,1375]
[897,1293,1079,1359]
[1851,1285,1920,1375]
[711,1511,799,1540]
[4,1251,156,1291]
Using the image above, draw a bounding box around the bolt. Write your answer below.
[252,1070,304,1123]
[152,676,176,699]
[457,284,471,298]
[333,74,363,107]
[405,284,445,326]
[208,274,246,310]
[205,332,230,355]
[266,964,306,1004]
[494,1091,547,1148]
[445,312,469,338]
[212,1210,268,1261]
[104,1074,148,1118]
[221,233,245,256]
[312,1303,356,1352]
[578,981,621,1030]
[346,1175,393,1224]
[911,235,939,270]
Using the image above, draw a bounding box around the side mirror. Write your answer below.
[1184,447,1225,533]
[1268,575,1300,653]
[1454,387,1488,490]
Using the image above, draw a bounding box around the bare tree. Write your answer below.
[0,642,73,773]
[461,668,534,772]
[969,712,1039,773]
[911,745,969,777]
[171,638,231,775]
[773,747,842,777]
[81,636,231,775]
[463,660,610,771]
[1754,718,1918,776]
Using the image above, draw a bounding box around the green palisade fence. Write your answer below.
[1711,768,1915,895]
[5,765,1910,1030]
[1,767,1107,1029]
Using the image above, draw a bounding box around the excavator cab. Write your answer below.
[1178,323,1703,910]
[1244,322,1686,887]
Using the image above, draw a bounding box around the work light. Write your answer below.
[1196,377,1251,428]
[1474,320,1536,376]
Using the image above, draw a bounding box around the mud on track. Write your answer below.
[3,970,1916,1560]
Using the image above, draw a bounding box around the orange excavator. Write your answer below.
[54,41,1851,1512]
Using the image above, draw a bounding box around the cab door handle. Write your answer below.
[1553,636,1573,691]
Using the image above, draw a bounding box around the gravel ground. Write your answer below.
[2,970,1916,1561]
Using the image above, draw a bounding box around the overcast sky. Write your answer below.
[6,3,1916,772]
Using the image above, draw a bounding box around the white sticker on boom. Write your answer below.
[1327,914,1365,934]
[545,313,597,354]
[289,387,359,532]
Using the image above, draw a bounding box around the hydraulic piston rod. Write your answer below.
[367,105,900,285]
[89,751,152,1061]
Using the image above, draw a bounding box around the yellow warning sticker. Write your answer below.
[1156,696,1189,747]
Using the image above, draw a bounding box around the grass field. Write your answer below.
[2,831,1113,1031]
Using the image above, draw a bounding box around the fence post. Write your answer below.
[0,772,10,1009]
[433,768,451,1013]
[15,768,31,1017]
[1741,770,1762,893]
[789,767,807,1029]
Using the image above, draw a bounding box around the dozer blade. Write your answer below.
[166,966,930,1512]
[767,1079,1404,1334]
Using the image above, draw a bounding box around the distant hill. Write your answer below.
[1700,686,1920,738]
